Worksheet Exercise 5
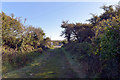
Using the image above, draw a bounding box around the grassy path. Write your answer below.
[3,48,79,78]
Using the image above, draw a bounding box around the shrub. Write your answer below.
[64,42,94,62]
[93,16,120,78]
[37,48,43,53]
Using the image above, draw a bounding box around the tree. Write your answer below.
[61,21,74,43]
[22,26,45,49]
[2,12,47,53]
[2,12,24,50]
[88,5,120,26]
[73,23,94,43]
[61,21,94,43]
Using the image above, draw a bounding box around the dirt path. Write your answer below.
[3,49,79,78]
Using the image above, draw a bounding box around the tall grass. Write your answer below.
[2,48,43,74]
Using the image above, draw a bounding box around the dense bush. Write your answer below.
[1,12,51,73]
[93,16,120,78]
[2,48,43,74]
[64,42,93,61]
[62,4,120,78]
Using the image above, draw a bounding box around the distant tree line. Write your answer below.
[51,40,63,46]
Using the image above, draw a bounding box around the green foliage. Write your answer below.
[93,14,120,78]
[88,5,120,26]
[61,39,67,45]
[21,26,45,50]
[64,42,93,61]
[61,22,94,43]
[2,3,120,78]
[2,12,49,53]
[94,16,120,59]
[2,48,43,74]
[62,4,120,78]
[61,21,74,42]
[42,37,51,48]
[2,12,51,73]
[2,12,24,50]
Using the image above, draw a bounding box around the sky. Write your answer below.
[2,2,119,40]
